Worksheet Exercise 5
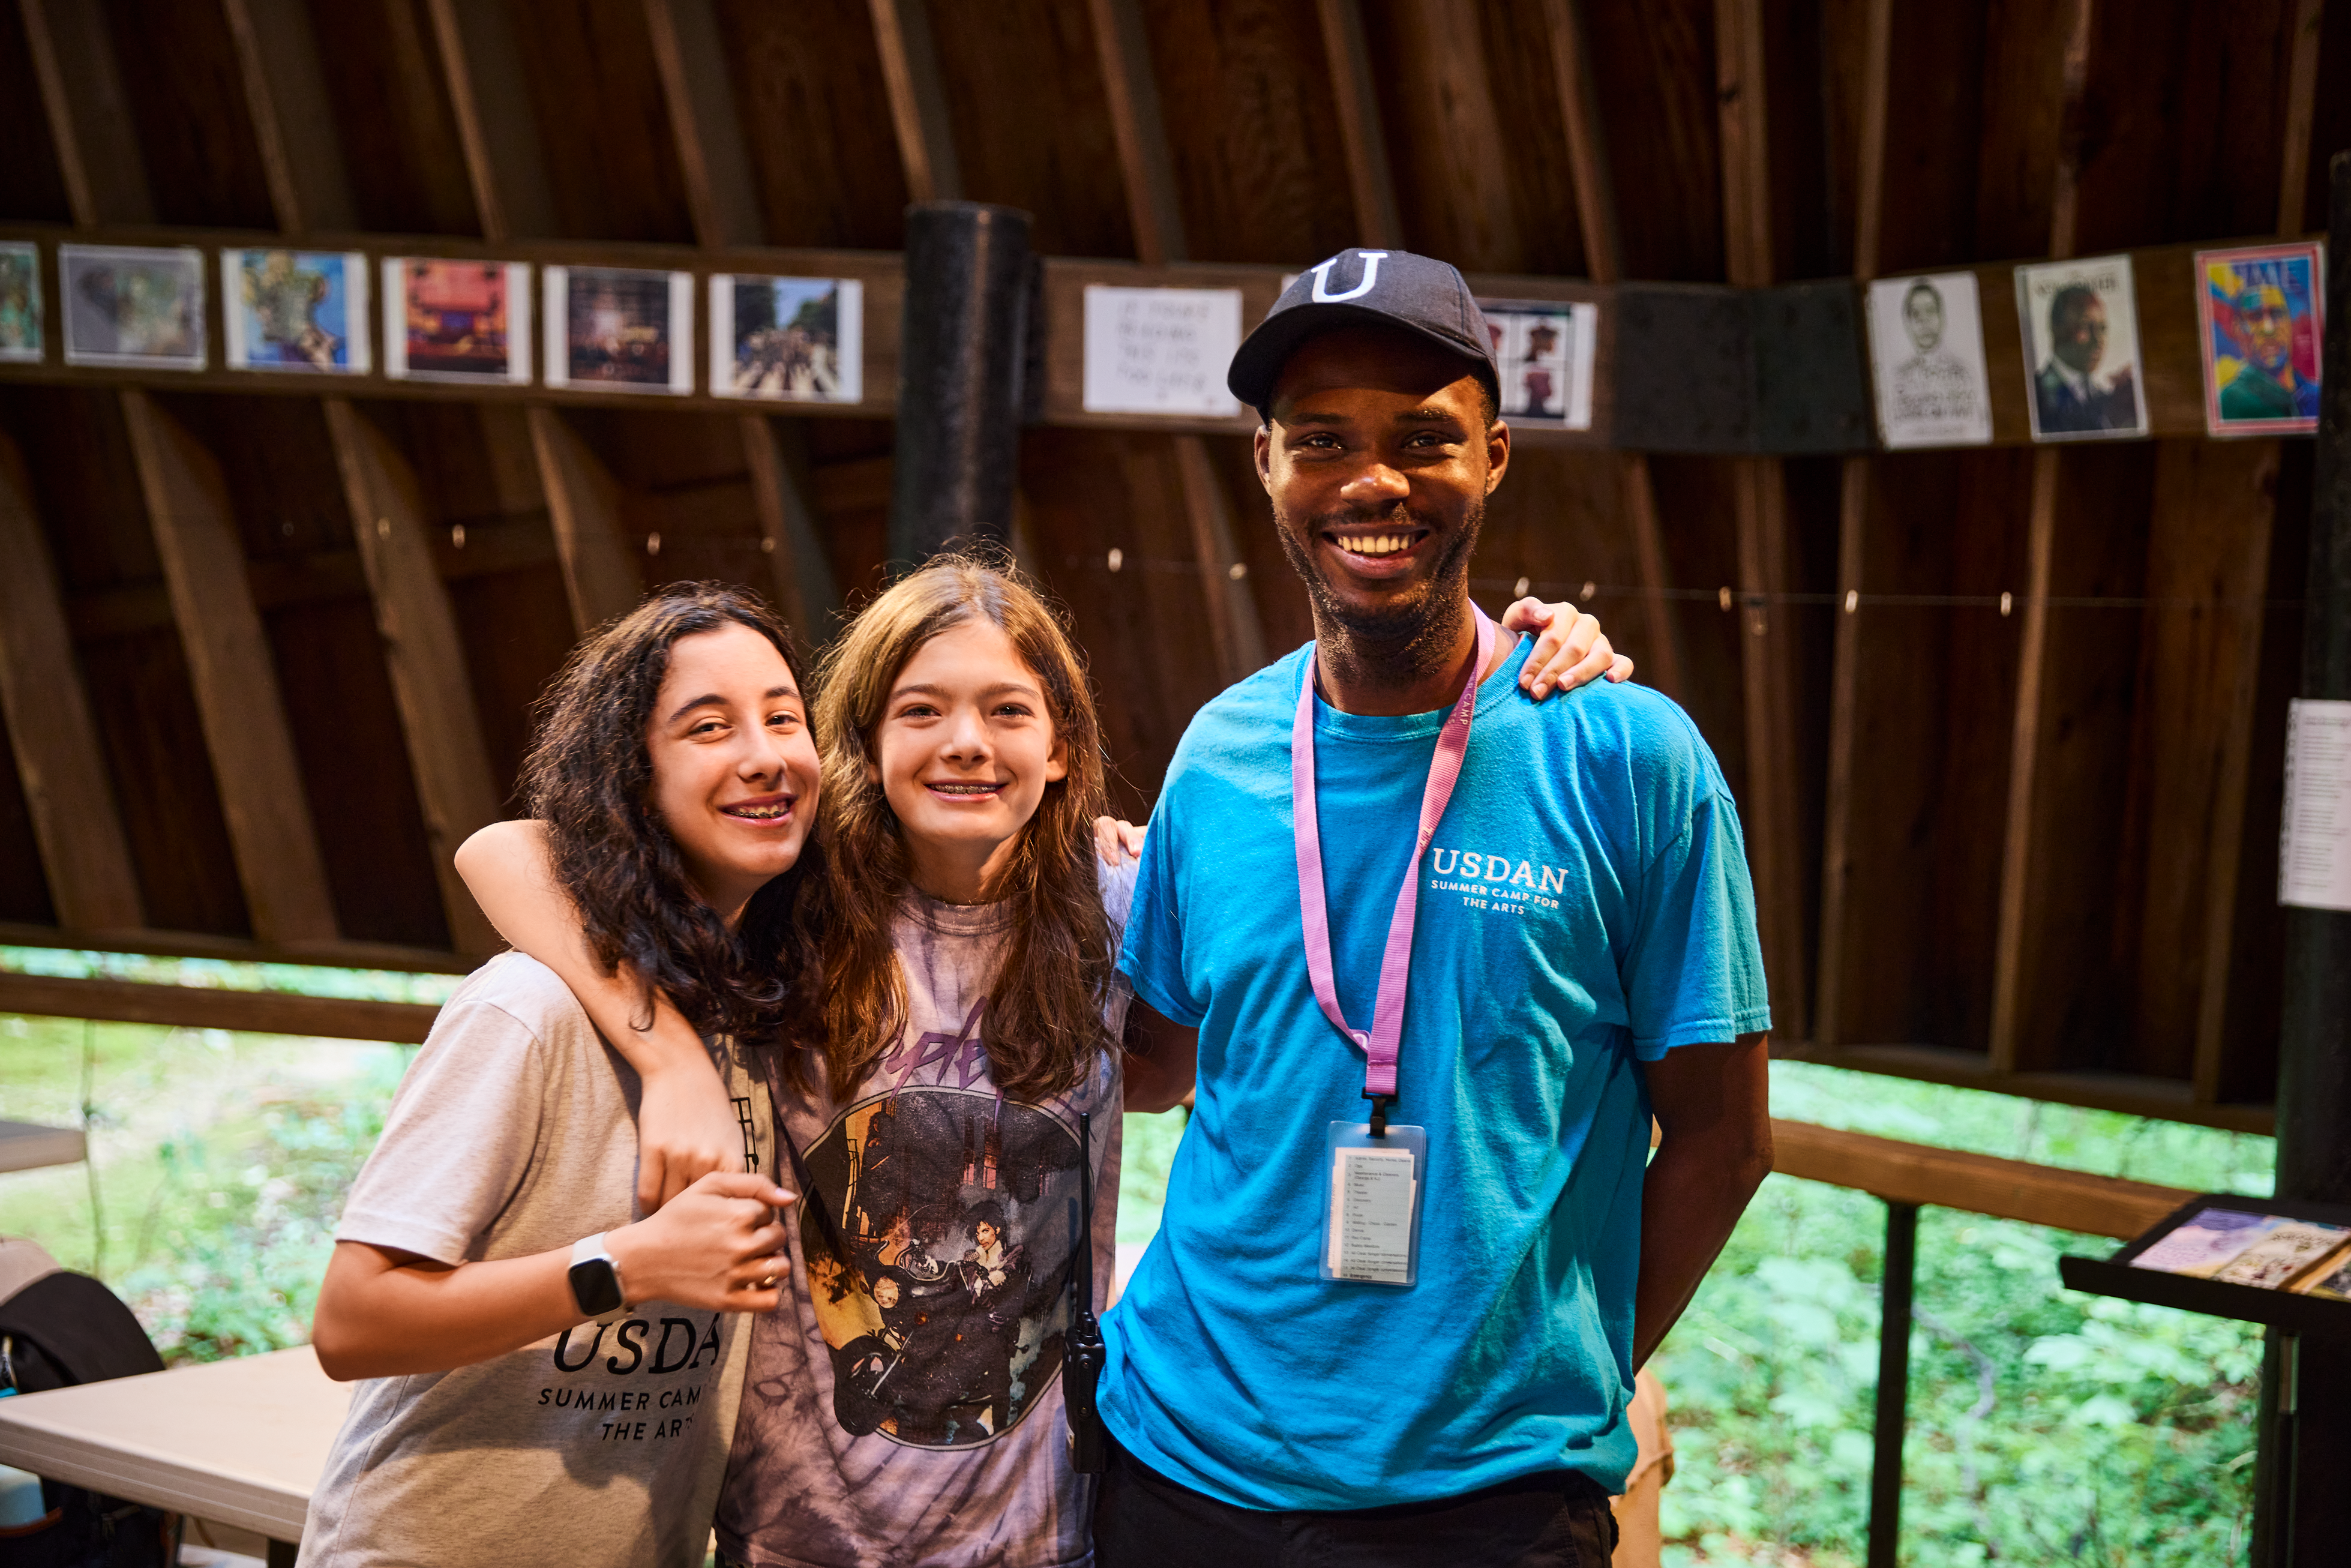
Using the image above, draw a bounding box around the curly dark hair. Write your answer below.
[517,582,822,1057]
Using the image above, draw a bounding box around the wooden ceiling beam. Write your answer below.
[328,403,505,955]
[0,432,144,934]
[424,0,558,244]
[740,416,845,645]
[2275,0,2327,237]
[1087,0,1187,266]
[1314,0,1404,249]
[644,0,767,250]
[1542,0,1620,287]
[1086,0,1267,685]
[120,389,340,946]
[220,0,357,235]
[867,0,961,205]
[529,407,646,634]
[17,0,156,226]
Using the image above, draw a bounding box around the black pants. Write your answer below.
[1093,1435,1618,1568]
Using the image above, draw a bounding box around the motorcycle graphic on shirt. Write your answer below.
[796,1085,1087,1449]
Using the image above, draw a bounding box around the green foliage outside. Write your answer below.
[0,948,2278,1562]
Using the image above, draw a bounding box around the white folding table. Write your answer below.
[0,1120,86,1173]
[0,1344,350,1566]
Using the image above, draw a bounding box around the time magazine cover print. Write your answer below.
[2015,254,2146,442]
[2196,242,2324,437]
[1865,272,1993,448]
[1477,299,1599,430]
[712,274,863,403]
[384,258,532,383]
[60,244,205,370]
[223,249,370,374]
[546,265,694,394]
[0,243,40,363]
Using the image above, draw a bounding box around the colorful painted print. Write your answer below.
[384,258,532,383]
[224,248,370,374]
[711,274,863,403]
[2015,254,2146,442]
[60,244,205,370]
[0,243,39,362]
[2197,241,2324,437]
[545,265,694,394]
[1478,298,1600,431]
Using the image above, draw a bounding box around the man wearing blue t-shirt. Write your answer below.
[1100,250,1774,1566]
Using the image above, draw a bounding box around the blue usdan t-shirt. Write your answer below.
[1103,633,1770,1510]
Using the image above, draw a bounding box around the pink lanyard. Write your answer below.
[1291,608,1495,1129]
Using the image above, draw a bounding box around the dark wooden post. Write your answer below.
[889,200,1034,569]
[1867,1200,1917,1568]
[2260,148,2351,1568]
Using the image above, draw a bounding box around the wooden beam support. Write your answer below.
[424,0,557,243]
[644,0,767,250]
[1314,0,1404,249]
[1542,0,1618,286]
[528,406,644,633]
[17,0,156,226]
[119,390,339,946]
[2277,0,2326,236]
[326,401,506,955]
[0,434,143,933]
[220,0,358,233]
[867,0,961,205]
[740,415,844,644]
[1088,0,1188,266]
[0,971,439,1045]
[1989,450,2061,1071]
[1172,435,1267,685]
[1770,1119,2194,1240]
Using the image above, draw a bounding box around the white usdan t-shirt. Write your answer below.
[299,954,775,1568]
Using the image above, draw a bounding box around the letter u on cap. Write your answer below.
[1309,251,1389,304]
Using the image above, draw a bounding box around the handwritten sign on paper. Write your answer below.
[1082,286,1243,418]
[2282,699,2351,910]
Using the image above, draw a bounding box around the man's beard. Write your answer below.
[1274,497,1484,683]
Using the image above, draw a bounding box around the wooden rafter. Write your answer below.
[17,0,155,227]
[529,406,644,634]
[220,0,356,235]
[0,432,143,933]
[423,0,557,244]
[327,402,505,954]
[119,390,340,946]
[1314,0,1404,249]
[740,416,844,645]
[644,0,767,251]
[866,0,961,206]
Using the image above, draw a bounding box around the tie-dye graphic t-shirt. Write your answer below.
[716,864,1133,1568]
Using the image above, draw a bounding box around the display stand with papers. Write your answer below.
[2058,1193,2351,1338]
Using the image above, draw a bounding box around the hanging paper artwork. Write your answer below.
[223,248,371,374]
[384,258,533,383]
[0,242,40,364]
[60,244,205,370]
[545,265,694,394]
[1477,299,1599,431]
[1864,272,1993,448]
[2014,254,2147,442]
[2196,241,2324,437]
[711,275,863,403]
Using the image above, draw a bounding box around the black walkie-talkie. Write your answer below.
[1064,1111,1108,1474]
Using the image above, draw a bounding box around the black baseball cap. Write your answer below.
[1227,248,1500,417]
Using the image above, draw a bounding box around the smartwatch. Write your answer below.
[569,1233,628,1317]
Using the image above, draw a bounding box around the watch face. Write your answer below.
[569,1257,624,1317]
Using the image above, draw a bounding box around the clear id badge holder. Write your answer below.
[1319,1119,1427,1287]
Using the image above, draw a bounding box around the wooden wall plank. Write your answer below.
[0,1,73,224]
[119,388,339,945]
[713,0,908,250]
[644,0,767,250]
[740,415,845,643]
[327,400,505,954]
[1543,0,1619,283]
[2275,0,2326,236]
[220,0,357,233]
[19,0,157,226]
[303,0,481,236]
[1357,0,1524,272]
[98,0,277,230]
[0,431,142,933]
[867,0,961,205]
[505,0,695,245]
[0,970,439,1045]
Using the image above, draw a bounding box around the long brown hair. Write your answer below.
[518,583,822,1056]
[790,554,1113,1104]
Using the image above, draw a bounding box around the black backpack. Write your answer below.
[0,1255,173,1568]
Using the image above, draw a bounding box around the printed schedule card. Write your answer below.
[1327,1146,1416,1284]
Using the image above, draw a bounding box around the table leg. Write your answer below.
[266,1539,298,1568]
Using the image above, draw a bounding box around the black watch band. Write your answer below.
[568,1233,626,1317]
